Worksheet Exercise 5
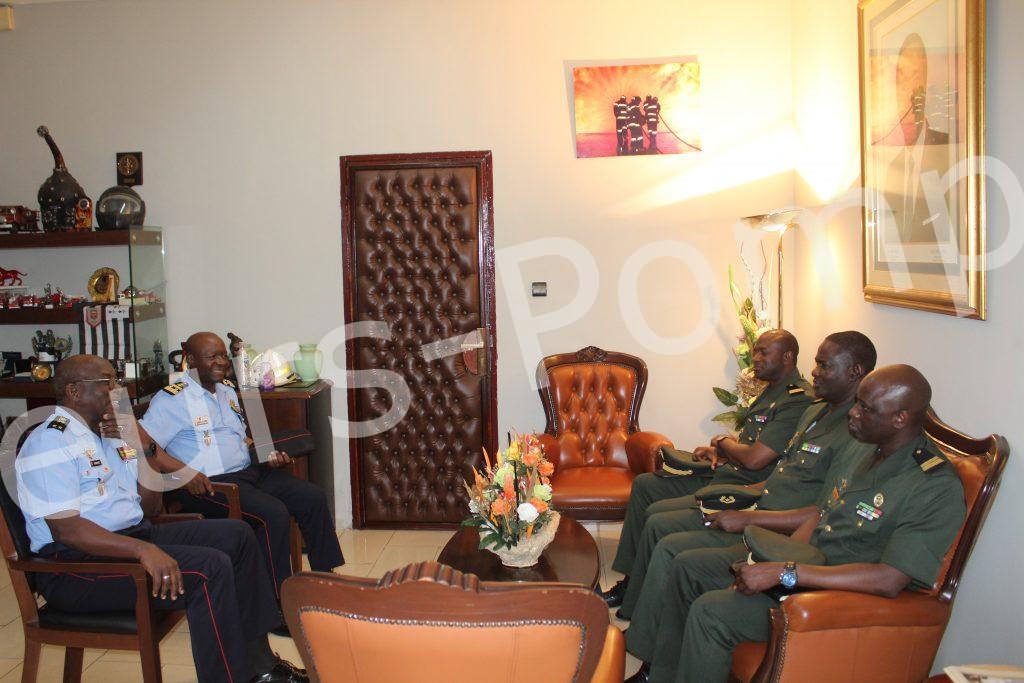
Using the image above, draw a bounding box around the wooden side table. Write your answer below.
[242,379,335,517]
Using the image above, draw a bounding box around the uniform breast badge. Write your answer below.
[203,430,212,447]
[873,492,885,507]
[856,501,883,521]
[801,443,822,454]
[194,416,209,427]
[116,445,137,461]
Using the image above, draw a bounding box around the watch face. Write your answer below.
[780,570,797,588]
[31,362,52,381]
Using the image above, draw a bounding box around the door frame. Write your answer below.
[340,151,498,528]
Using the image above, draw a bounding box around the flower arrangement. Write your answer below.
[462,432,556,554]
[712,266,770,430]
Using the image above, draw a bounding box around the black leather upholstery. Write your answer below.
[38,605,139,634]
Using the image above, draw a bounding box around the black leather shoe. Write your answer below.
[624,661,651,683]
[250,658,308,683]
[595,577,629,608]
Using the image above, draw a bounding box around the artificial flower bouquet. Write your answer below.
[462,432,557,560]
[712,266,770,430]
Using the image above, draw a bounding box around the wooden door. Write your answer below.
[341,152,498,528]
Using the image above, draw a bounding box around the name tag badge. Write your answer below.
[800,442,822,454]
[194,416,209,427]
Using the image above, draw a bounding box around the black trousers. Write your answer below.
[37,519,281,683]
[175,464,345,599]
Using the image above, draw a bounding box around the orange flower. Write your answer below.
[522,449,540,467]
[491,498,509,515]
[539,461,555,477]
[530,497,548,513]
[541,476,551,486]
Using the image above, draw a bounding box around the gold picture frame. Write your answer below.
[859,0,986,319]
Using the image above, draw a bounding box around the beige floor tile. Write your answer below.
[0,661,17,678]
[0,645,103,682]
[336,529,393,565]
[159,663,199,683]
[336,563,375,578]
[268,632,302,664]
[0,587,21,627]
[388,530,455,547]
[0,621,24,660]
[82,658,149,682]
[368,546,441,578]
[597,521,624,540]
[0,565,10,591]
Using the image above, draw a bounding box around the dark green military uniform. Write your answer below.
[619,398,855,618]
[611,370,812,575]
[643,433,966,683]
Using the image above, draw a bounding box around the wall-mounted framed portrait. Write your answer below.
[859,0,986,319]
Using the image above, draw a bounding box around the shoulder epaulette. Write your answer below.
[787,384,806,395]
[47,416,69,431]
[221,378,236,388]
[162,381,187,396]
[913,447,946,473]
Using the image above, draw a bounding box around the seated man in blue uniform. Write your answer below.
[138,331,344,601]
[16,355,306,683]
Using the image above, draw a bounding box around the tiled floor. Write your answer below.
[0,523,641,681]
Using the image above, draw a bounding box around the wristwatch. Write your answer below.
[779,561,798,589]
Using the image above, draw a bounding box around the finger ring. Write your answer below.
[162,575,171,580]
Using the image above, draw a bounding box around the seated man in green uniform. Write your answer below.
[628,365,966,683]
[617,331,876,620]
[601,329,813,607]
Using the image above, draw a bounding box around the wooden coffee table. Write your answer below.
[437,515,600,589]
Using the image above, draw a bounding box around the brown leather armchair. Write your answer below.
[536,346,671,520]
[729,411,1009,683]
[282,561,626,683]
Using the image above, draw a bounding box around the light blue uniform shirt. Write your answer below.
[16,407,144,553]
[139,374,250,477]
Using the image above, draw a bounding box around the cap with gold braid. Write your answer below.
[695,483,761,515]
[657,446,714,478]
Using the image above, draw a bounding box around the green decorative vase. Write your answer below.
[293,344,322,381]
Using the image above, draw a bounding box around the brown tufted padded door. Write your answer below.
[341,152,498,528]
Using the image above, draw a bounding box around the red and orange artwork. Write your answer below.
[572,61,701,159]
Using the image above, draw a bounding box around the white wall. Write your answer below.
[0,0,796,527]
[790,0,1023,670]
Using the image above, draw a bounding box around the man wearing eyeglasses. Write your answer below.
[15,355,307,682]
[138,332,344,605]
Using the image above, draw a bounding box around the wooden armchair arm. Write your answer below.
[211,482,243,519]
[10,556,149,580]
[625,431,673,474]
[149,513,204,524]
[779,589,949,631]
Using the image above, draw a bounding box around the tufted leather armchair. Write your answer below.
[282,562,626,683]
[536,346,672,520]
[729,411,1009,683]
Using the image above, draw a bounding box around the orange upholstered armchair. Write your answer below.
[729,411,1008,683]
[282,562,626,683]
[536,346,671,520]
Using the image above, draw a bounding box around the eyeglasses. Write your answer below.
[77,377,127,389]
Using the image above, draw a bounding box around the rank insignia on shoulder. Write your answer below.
[221,378,236,389]
[47,416,69,431]
[913,448,946,473]
[229,399,242,415]
[162,381,187,396]
[787,384,806,395]
[811,397,826,404]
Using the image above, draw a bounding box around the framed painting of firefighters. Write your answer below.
[859,0,986,319]
[571,59,701,158]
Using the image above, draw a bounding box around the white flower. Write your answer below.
[469,500,480,514]
[517,502,540,524]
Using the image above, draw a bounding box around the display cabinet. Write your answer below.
[0,226,169,410]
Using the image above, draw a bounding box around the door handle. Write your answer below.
[460,328,487,376]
